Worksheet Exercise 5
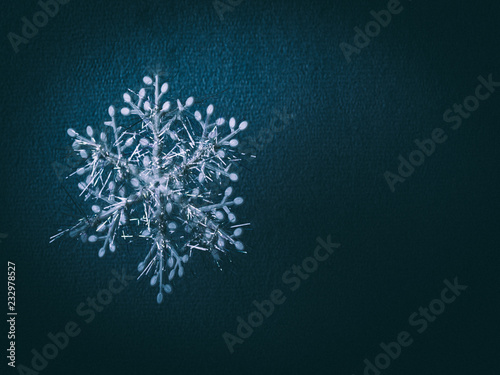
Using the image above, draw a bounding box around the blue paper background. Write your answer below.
[1,0,499,374]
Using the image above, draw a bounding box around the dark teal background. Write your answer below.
[1,0,499,374]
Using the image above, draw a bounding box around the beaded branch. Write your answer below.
[51,75,249,303]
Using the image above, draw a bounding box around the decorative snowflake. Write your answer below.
[52,74,249,303]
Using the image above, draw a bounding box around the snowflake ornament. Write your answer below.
[52,75,249,303]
